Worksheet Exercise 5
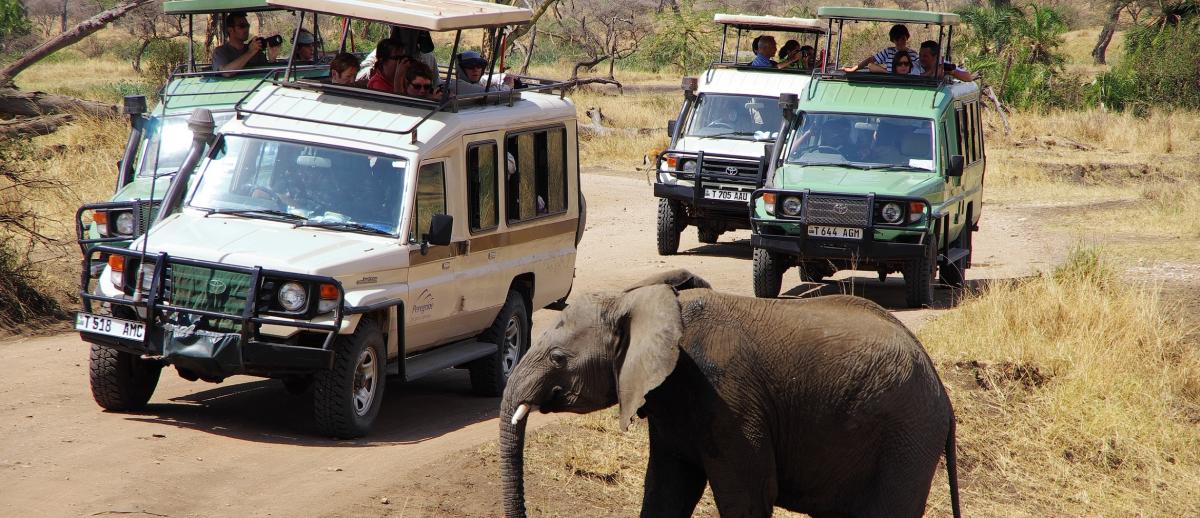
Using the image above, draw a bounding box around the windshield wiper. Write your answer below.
[861,164,932,172]
[696,131,755,139]
[293,220,393,236]
[200,208,309,222]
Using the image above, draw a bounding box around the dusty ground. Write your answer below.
[0,171,1067,517]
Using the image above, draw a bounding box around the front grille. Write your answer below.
[805,195,870,226]
[165,264,252,331]
[698,157,761,185]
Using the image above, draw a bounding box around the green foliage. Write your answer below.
[0,0,29,46]
[143,39,189,90]
[1112,16,1200,110]
[634,2,717,73]
[1018,4,1067,66]
[1085,68,1137,112]
[957,4,1022,55]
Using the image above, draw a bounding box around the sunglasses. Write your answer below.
[409,82,433,92]
[896,61,912,67]
[234,23,250,29]
[464,64,485,70]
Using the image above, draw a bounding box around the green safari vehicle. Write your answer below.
[77,0,330,266]
[750,7,985,307]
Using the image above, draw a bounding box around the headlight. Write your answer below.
[781,196,802,217]
[277,282,307,312]
[879,202,903,224]
[138,263,155,292]
[681,160,697,173]
[94,211,109,237]
[115,212,135,236]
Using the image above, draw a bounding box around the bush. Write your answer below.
[1115,19,1200,110]
[0,138,65,330]
[141,38,189,89]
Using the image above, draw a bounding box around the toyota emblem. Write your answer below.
[832,203,848,215]
[725,166,739,175]
[208,279,227,295]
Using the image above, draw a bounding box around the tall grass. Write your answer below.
[919,248,1200,516]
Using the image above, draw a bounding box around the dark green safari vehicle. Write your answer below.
[750,7,985,307]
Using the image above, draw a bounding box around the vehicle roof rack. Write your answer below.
[163,0,273,15]
[816,6,960,26]
[266,0,531,31]
[714,14,826,33]
[158,64,331,110]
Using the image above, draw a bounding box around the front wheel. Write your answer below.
[89,344,162,411]
[753,248,789,298]
[697,225,721,244]
[656,199,684,255]
[904,240,936,308]
[469,290,530,396]
[312,318,386,439]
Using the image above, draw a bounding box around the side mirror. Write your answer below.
[779,93,798,122]
[425,214,453,246]
[667,119,678,138]
[946,155,965,177]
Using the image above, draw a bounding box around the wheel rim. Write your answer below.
[500,314,524,379]
[352,346,378,417]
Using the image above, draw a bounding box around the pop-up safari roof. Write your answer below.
[713,14,826,34]
[163,0,273,15]
[265,0,531,31]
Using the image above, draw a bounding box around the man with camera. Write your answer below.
[212,12,281,76]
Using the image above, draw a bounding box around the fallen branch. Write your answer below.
[0,114,75,137]
[982,86,1011,135]
[0,88,116,118]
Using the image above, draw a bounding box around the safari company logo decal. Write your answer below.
[412,289,436,319]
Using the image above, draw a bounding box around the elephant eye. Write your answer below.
[549,349,568,366]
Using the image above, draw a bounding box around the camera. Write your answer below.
[256,34,284,47]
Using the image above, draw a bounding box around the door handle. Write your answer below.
[442,261,451,270]
[488,251,497,260]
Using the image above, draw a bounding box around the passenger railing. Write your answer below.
[75,199,162,253]
[749,188,937,229]
[80,245,346,352]
[656,149,771,205]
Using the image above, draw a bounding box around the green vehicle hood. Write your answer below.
[775,165,943,199]
[112,175,174,202]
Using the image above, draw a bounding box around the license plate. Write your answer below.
[703,188,751,203]
[807,225,863,240]
[76,313,146,340]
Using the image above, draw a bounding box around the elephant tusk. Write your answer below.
[511,403,535,425]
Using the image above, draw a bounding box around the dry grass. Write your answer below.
[919,248,1200,516]
[569,88,673,171]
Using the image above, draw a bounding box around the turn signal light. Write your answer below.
[319,283,338,300]
[92,211,109,225]
[108,255,126,273]
[909,201,927,223]
[663,154,679,170]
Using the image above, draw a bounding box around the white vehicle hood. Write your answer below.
[670,136,769,158]
[137,212,404,276]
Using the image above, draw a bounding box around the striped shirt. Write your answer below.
[872,47,922,74]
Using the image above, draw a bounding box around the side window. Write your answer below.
[954,106,966,160]
[467,142,499,233]
[505,127,569,223]
[411,162,446,242]
[941,120,951,174]
[973,102,985,161]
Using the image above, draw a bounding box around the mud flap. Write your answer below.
[161,320,243,381]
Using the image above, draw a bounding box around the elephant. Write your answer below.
[500,270,961,518]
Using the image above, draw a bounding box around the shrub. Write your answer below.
[1116,18,1200,110]
[141,38,189,90]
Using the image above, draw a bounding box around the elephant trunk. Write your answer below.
[500,397,530,518]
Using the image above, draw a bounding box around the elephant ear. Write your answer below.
[624,269,712,293]
[611,284,683,431]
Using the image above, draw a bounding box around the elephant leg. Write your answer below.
[704,449,778,518]
[640,425,706,518]
[854,444,940,518]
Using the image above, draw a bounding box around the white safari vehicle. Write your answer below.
[76,0,583,438]
[656,14,826,254]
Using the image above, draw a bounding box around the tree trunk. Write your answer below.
[0,0,157,85]
[60,0,69,33]
[0,88,116,118]
[0,114,75,137]
[1092,1,1125,65]
[520,26,537,76]
[502,0,562,58]
[499,399,529,518]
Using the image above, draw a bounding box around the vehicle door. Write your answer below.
[405,160,462,353]
[456,133,508,332]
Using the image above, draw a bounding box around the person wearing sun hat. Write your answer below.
[293,28,317,63]
[452,50,513,95]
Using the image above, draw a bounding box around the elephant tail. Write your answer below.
[945,406,962,518]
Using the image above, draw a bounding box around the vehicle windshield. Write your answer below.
[683,93,782,141]
[186,136,407,235]
[135,112,235,177]
[785,113,935,172]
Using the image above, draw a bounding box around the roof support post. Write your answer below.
[442,30,462,103]
[485,26,506,95]
[734,28,742,63]
[338,17,350,53]
[823,19,833,74]
[285,10,305,83]
[187,14,195,72]
[719,25,728,62]
[834,20,844,72]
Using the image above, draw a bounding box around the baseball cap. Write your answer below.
[296,29,315,45]
[459,50,488,68]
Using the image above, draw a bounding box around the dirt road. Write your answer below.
[0,172,1059,517]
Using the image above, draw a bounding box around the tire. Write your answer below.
[697,225,720,244]
[469,290,530,397]
[798,261,832,282]
[753,247,789,298]
[312,318,386,439]
[904,240,936,308]
[940,211,973,288]
[89,344,162,411]
[656,198,684,255]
